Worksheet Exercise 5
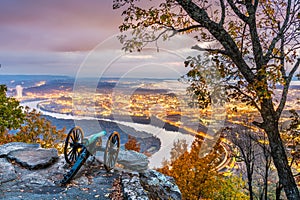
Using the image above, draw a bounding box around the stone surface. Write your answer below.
[117,150,149,172]
[121,172,149,200]
[0,142,40,158]
[0,158,17,184]
[140,170,182,200]
[0,142,181,200]
[7,148,59,170]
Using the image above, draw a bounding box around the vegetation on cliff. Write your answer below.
[0,84,66,153]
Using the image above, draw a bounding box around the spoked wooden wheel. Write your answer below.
[104,131,120,171]
[64,126,84,165]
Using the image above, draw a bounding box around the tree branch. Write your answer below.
[240,23,247,55]
[228,85,261,111]
[253,0,259,11]
[139,24,203,43]
[227,0,249,23]
[279,24,287,78]
[276,58,300,116]
[191,45,229,56]
[246,0,264,69]
[264,0,292,63]
[219,0,226,26]
[175,0,256,84]
[176,24,203,33]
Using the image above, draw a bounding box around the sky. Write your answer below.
[0,0,195,78]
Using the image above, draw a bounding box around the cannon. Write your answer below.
[60,126,120,185]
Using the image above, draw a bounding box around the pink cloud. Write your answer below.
[0,0,123,52]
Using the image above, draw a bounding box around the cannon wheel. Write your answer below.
[64,126,84,165]
[104,131,120,171]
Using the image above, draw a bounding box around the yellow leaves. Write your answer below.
[228,21,239,38]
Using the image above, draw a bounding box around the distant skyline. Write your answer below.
[0,0,195,78]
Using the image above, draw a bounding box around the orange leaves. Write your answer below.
[124,135,141,152]
[13,107,66,153]
[158,138,246,199]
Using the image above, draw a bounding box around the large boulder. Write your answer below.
[140,170,182,200]
[7,148,59,170]
[117,150,149,172]
[0,142,40,158]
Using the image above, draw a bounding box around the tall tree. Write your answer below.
[114,0,300,199]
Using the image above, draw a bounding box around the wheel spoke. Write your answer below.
[75,129,80,141]
[110,157,114,167]
[108,157,112,167]
[70,134,75,142]
[73,131,77,141]
[109,154,114,165]
[69,142,74,147]
[67,149,73,157]
[74,151,78,161]
[70,151,75,161]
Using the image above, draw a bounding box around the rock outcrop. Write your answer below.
[140,170,181,200]
[117,149,149,172]
[0,142,118,200]
[7,148,59,170]
[122,172,149,200]
[0,142,181,200]
[121,170,182,200]
[0,158,17,184]
[0,142,40,157]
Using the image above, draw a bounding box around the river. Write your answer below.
[21,100,194,168]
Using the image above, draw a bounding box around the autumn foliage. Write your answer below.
[124,135,141,152]
[15,107,66,153]
[159,137,247,200]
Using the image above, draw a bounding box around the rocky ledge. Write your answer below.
[0,142,181,200]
